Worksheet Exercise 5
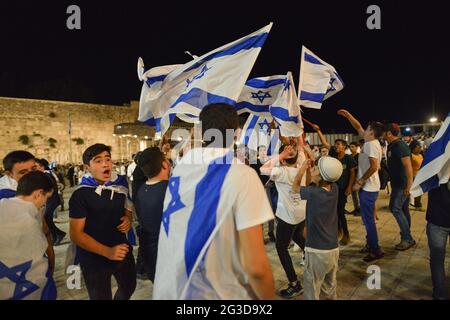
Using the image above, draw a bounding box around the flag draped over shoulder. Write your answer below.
[138,23,273,138]
[298,46,344,109]
[411,113,450,197]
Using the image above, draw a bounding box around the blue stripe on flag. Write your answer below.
[419,174,440,194]
[245,78,285,89]
[421,123,450,168]
[183,33,269,73]
[184,153,233,276]
[235,101,270,114]
[270,106,299,123]
[267,132,279,156]
[170,87,237,113]
[304,52,323,65]
[244,116,260,146]
[0,189,16,200]
[300,91,326,103]
[145,75,167,86]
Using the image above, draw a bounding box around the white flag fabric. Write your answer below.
[411,113,450,198]
[153,147,274,299]
[0,198,56,300]
[298,46,344,109]
[138,23,273,137]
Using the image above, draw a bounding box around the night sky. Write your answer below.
[1,1,449,133]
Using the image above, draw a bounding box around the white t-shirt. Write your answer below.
[154,147,274,300]
[271,166,306,225]
[358,139,382,192]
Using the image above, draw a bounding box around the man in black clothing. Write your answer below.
[69,144,136,300]
[135,147,171,282]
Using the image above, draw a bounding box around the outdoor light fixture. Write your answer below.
[430,117,438,123]
[144,136,148,139]
[133,135,138,138]
[405,127,411,132]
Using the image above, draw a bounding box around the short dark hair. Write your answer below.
[350,141,358,147]
[384,122,400,137]
[368,121,385,139]
[334,139,348,147]
[16,171,54,196]
[199,103,239,148]
[36,158,50,170]
[320,145,329,151]
[82,144,111,165]
[3,150,35,172]
[138,147,166,179]
[279,144,298,165]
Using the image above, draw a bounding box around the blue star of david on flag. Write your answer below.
[186,65,211,88]
[0,260,39,300]
[326,78,336,94]
[258,118,271,133]
[251,90,272,103]
[162,176,186,235]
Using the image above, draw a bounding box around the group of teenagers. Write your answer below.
[0,103,448,300]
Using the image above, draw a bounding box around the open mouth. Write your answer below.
[102,169,111,176]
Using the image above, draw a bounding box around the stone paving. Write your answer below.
[52,187,448,300]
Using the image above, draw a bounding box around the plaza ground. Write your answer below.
[52,187,447,300]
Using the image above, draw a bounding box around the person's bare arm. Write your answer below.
[70,218,129,261]
[353,157,379,191]
[293,160,310,193]
[337,109,365,137]
[239,225,275,300]
[346,167,356,196]
[401,156,413,196]
[117,209,133,233]
[260,145,293,176]
[310,123,331,150]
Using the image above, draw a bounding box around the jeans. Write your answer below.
[389,188,413,242]
[140,231,159,282]
[427,222,450,300]
[359,190,380,252]
[275,218,306,283]
[337,188,349,236]
[80,252,136,300]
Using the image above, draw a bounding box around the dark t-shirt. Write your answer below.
[333,154,357,190]
[69,188,129,266]
[387,139,411,189]
[135,181,168,237]
[300,184,339,250]
[426,183,450,228]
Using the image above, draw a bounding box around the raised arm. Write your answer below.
[293,160,311,193]
[260,145,294,176]
[337,109,365,137]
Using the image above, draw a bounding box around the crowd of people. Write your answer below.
[0,104,448,300]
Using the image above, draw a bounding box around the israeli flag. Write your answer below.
[411,113,450,197]
[298,46,344,109]
[239,72,302,152]
[138,23,273,137]
[0,198,56,300]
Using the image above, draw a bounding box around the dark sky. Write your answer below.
[1,1,449,132]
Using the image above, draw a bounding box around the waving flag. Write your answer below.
[238,72,302,152]
[298,46,344,109]
[138,23,273,138]
[411,113,450,197]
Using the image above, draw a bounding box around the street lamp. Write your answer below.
[430,117,438,123]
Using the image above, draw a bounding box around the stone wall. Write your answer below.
[0,97,141,166]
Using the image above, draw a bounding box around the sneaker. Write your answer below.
[363,250,385,262]
[395,240,416,251]
[359,244,370,254]
[279,281,303,299]
[340,234,351,246]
